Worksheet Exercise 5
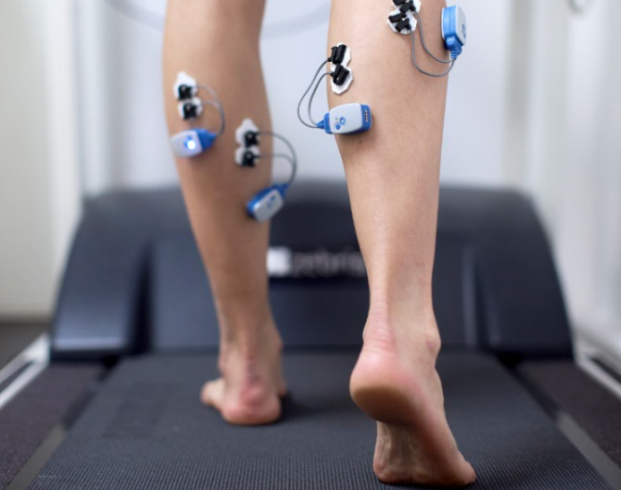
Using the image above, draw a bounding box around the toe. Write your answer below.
[439,458,477,487]
[463,461,477,485]
[201,378,225,410]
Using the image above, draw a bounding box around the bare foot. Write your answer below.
[350,311,476,487]
[201,323,287,426]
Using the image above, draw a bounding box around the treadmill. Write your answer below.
[3,182,621,489]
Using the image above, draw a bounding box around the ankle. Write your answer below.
[219,319,282,359]
[364,302,441,360]
[221,329,282,357]
[218,307,280,345]
[367,297,435,330]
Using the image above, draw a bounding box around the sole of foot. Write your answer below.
[350,326,476,487]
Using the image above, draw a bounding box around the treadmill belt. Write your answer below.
[28,353,612,489]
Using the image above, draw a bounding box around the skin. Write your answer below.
[328,1,475,485]
[163,0,285,426]
[163,0,476,485]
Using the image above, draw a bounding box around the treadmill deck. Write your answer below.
[29,353,612,489]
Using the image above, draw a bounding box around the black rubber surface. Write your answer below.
[519,361,621,468]
[0,364,102,490]
[29,353,612,489]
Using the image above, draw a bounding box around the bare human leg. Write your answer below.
[163,0,286,426]
[327,0,476,485]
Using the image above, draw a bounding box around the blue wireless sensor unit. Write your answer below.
[170,129,217,158]
[442,5,467,60]
[246,184,289,222]
[319,103,372,135]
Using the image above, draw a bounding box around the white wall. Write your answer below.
[0,1,54,317]
[0,0,80,318]
[492,0,621,361]
[522,0,621,354]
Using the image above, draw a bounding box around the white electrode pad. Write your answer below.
[331,43,354,96]
[174,72,198,100]
[235,146,260,167]
[177,97,203,120]
[235,118,260,166]
[387,0,422,35]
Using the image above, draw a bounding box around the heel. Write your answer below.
[351,382,414,425]
[350,353,416,426]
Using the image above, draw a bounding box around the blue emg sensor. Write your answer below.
[319,103,372,135]
[170,129,217,158]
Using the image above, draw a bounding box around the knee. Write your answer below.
[213,0,266,25]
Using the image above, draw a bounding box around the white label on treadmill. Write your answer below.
[266,247,367,278]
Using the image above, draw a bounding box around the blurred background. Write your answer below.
[0,0,619,367]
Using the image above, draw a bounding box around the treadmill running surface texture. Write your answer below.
[28,353,613,490]
[31,183,615,489]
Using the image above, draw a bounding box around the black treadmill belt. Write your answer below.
[28,353,612,490]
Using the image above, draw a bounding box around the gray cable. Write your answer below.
[198,85,226,136]
[413,12,453,64]
[257,153,297,186]
[257,131,298,186]
[298,60,329,129]
[567,0,595,13]
[308,72,331,127]
[411,31,455,78]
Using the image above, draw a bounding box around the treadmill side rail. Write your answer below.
[51,189,190,360]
